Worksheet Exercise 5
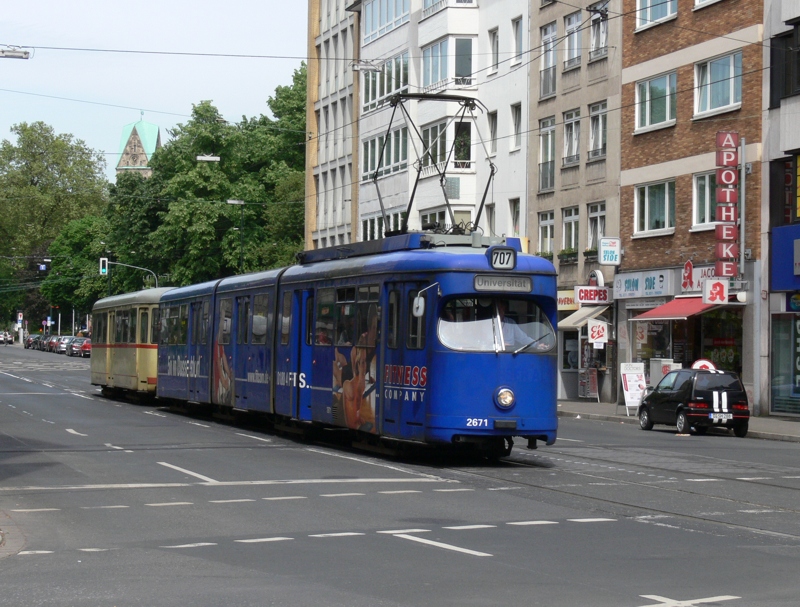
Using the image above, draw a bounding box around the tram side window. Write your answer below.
[140,310,148,344]
[315,288,334,346]
[151,308,160,345]
[201,300,209,345]
[387,290,399,349]
[356,285,380,348]
[190,303,201,346]
[252,294,268,345]
[334,287,356,346]
[178,305,188,345]
[95,313,106,344]
[280,292,292,345]
[129,308,138,344]
[115,310,128,343]
[237,297,250,345]
[219,298,233,345]
[305,296,315,346]
[407,291,426,350]
[159,306,169,345]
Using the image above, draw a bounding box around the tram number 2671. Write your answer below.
[466,418,489,427]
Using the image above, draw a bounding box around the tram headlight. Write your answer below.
[495,387,516,409]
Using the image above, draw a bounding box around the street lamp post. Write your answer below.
[227,199,245,273]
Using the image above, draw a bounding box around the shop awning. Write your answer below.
[559,306,609,330]
[632,297,716,322]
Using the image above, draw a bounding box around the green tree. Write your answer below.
[0,122,108,324]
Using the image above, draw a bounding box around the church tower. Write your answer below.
[116,116,161,178]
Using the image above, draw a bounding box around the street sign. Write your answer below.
[599,237,621,266]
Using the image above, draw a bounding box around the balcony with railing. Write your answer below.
[539,160,555,192]
[420,159,475,179]
[589,46,608,61]
[422,0,475,20]
[422,76,477,94]
[562,154,579,168]
[588,145,607,161]
[540,67,556,99]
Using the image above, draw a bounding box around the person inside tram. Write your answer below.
[497,299,554,352]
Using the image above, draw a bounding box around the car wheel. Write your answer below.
[733,423,748,438]
[676,411,691,434]
[639,407,654,431]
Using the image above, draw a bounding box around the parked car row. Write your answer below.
[24,334,91,357]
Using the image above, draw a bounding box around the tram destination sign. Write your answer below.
[474,275,532,293]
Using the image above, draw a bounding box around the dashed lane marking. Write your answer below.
[567,518,616,523]
[145,502,193,507]
[377,490,421,494]
[81,505,129,509]
[443,525,496,530]
[320,493,365,498]
[235,433,273,443]
[235,537,293,543]
[161,543,217,549]
[10,508,60,513]
[433,488,474,493]
[66,429,87,436]
[507,521,558,526]
[210,499,256,504]
[263,496,307,501]
[377,529,430,534]
[309,532,365,538]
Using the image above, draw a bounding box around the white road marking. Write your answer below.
[78,548,109,552]
[144,410,167,418]
[637,594,740,606]
[236,433,273,443]
[209,499,256,503]
[309,532,365,538]
[105,444,124,450]
[377,529,430,534]
[66,429,87,436]
[685,478,723,482]
[443,525,496,530]
[393,534,492,557]
[81,505,129,509]
[235,537,293,543]
[738,509,776,513]
[187,421,210,428]
[19,550,54,555]
[736,477,771,481]
[263,496,307,501]
[161,543,217,549]
[433,488,474,493]
[157,462,219,483]
[507,521,558,526]
[377,490,421,494]
[305,447,446,481]
[321,493,365,498]
[42,419,55,424]
[782,475,800,479]
[567,518,616,523]
[556,437,583,442]
[145,502,193,507]
[11,508,60,513]
[487,487,521,491]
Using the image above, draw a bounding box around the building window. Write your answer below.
[423,39,448,88]
[636,72,677,129]
[589,3,608,60]
[363,0,411,43]
[636,0,677,29]
[509,198,520,237]
[488,111,498,155]
[422,122,447,167]
[421,209,447,230]
[489,28,499,72]
[363,51,409,112]
[563,207,579,251]
[540,22,557,98]
[693,172,719,226]
[539,211,554,254]
[511,103,522,150]
[454,38,474,85]
[512,17,523,63]
[563,109,580,166]
[564,12,582,69]
[361,128,408,180]
[454,122,472,169]
[486,203,496,236]
[636,181,676,233]
[695,51,742,116]
[588,101,607,160]
[588,202,605,249]
[539,117,556,191]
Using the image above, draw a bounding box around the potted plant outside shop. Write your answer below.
[557,248,578,263]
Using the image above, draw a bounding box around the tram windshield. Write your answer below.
[438,297,556,354]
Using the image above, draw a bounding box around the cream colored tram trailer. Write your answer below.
[91,288,174,394]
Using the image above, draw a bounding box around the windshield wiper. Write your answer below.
[513,334,551,355]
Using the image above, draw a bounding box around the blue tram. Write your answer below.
[151,232,558,456]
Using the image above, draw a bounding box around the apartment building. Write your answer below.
[764,1,800,416]
[616,0,764,410]
[528,0,622,401]
[306,0,359,250]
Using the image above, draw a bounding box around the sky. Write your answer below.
[0,1,309,180]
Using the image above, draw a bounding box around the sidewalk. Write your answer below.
[558,399,800,443]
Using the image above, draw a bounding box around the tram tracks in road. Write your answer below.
[436,449,800,542]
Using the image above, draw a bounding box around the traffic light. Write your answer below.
[100,257,108,275]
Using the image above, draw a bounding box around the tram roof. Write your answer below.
[93,287,175,311]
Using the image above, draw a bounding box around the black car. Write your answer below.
[638,369,750,437]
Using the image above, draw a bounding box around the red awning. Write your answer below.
[632,297,717,322]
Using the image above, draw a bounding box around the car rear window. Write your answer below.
[695,373,743,391]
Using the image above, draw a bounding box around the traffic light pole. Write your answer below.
[100,258,158,289]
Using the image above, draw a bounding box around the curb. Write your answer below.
[556,410,800,443]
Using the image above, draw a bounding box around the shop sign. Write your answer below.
[702,277,728,304]
[691,359,717,370]
[681,261,718,293]
[588,318,608,344]
[614,270,673,299]
[787,293,800,311]
[557,290,579,311]
[599,237,621,266]
[715,131,740,278]
[574,285,612,304]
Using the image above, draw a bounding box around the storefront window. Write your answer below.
[700,308,743,373]
[771,314,800,415]
[632,320,670,384]
[563,330,579,369]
